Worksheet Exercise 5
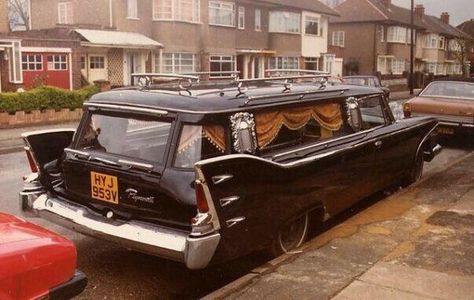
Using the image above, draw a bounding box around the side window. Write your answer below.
[359,96,386,129]
[174,125,226,169]
[254,102,345,152]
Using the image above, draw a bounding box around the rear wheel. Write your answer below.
[270,213,309,256]
[402,153,424,187]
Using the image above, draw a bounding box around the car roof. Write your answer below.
[88,81,383,114]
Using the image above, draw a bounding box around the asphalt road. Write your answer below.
[0,139,472,299]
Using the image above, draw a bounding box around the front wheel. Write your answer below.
[270,213,309,256]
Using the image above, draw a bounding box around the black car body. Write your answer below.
[342,75,390,99]
[20,74,440,269]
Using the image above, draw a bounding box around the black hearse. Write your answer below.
[20,73,441,269]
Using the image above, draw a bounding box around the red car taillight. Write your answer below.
[24,147,38,173]
[195,180,209,213]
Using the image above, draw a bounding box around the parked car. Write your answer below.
[20,74,440,270]
[0,212,87,299]
[404,80,474,135]
[342,75,390,99]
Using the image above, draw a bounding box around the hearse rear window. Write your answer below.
[256,102,344,151]
[174,125,226,168]
[77,113,172,164]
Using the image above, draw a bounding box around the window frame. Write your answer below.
[209,55,236,78]
[304,15,321,36]
[89,56,105,70]
[47,55,68,71]
[269,11,301,34]
[332,31,345,47]
[22,54,43,71]
[127,0,139,19]
[153,0,201,23]
[255,8,261,31]
[158,52,199,74]
[387,26,407,43]
[268,56,299,72]
[57,2,73,25]
[238,6,245,29]
[208,0,235,27]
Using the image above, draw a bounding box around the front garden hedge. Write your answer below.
[0,85,100,114]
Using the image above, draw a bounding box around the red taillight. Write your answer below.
[25,148,38,173]
[195,180,209,213]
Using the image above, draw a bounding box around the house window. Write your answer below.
[209,1,235,27]
[387,26,407,43]
[332,31,345,47]
[127,0,138,19]
[255,9,261,31]
[80,56,86,69]
[304,15,320,35]
[89,56,105,69]
[47,55,68,70]
[269,11,300,33]
[158,53,198,73]
[22,54,43,71]
[379,25,385,42]
[209,55,235,77]
[238,6,245,29]
[153,0,200,22]
[268,56,299,72]
[58,2,73,24]
[449,39,460,51]
[304,57,319,70]
[439,36,446,50]
[391,58,405,75]
[424,33,439,49]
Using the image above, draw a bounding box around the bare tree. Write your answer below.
[451,37,474,77]
[8,0,30,31]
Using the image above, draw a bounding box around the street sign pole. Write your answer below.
[410,0,415,95]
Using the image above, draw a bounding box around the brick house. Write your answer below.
[457,19,474,75]
[328,0,467,78]
[26,0,341,84]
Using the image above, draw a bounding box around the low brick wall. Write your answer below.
[0,108,83,129]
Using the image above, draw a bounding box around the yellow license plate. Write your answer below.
[437,127,455,135]
[90,171,119,204]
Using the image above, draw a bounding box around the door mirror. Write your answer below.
[346,97,362,132]
[230,112,258,154]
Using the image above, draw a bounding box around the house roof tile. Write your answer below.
[259,0,340,16]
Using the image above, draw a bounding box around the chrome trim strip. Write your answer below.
[212,174,234,185]
[84,102,168,115]
[21,128,76,138]
[64,148,90,158]
[219,196,240,207]
[118,159,154,171]
[226,217,246,228]
[415,124,438,162]
[194,167,221,232]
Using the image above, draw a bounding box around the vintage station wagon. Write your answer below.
[20,74,441,269]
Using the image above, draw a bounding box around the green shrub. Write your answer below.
[0,85,100,114]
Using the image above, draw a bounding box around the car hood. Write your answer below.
[407,96,474,116]
[0,212,77,300]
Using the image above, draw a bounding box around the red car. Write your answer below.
[0,212,86,300]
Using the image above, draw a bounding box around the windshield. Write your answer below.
[76,112,172,164]
[421,82,474,100]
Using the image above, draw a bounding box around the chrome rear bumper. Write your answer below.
[20,190,220,270]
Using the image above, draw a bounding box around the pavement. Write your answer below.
[205,150,474,300]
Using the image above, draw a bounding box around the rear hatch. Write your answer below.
[61,109,195,230]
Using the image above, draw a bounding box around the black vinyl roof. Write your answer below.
[87,82,383,114]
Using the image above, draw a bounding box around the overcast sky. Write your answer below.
[391,0,473,26]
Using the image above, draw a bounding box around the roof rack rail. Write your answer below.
[130,73,200,95]
[236,74,331,95]
[242,88,349,107]
[182,71,240,79]
[265,69,330,76]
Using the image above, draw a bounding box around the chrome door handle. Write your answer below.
[375,140,383,147]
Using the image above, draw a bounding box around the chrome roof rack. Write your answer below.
[265,69,330,77]
[181,71,240,79]
[241,88,349,107]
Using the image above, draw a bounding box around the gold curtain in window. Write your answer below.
[178,125,226,153]
[255,103,343,148]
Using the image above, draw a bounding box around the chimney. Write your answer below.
[381,0,391,7]
[440,12,450,24]
[415,4,425,18]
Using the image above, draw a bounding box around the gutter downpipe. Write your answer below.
[410,0,415,95]
[109,0,113,28]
